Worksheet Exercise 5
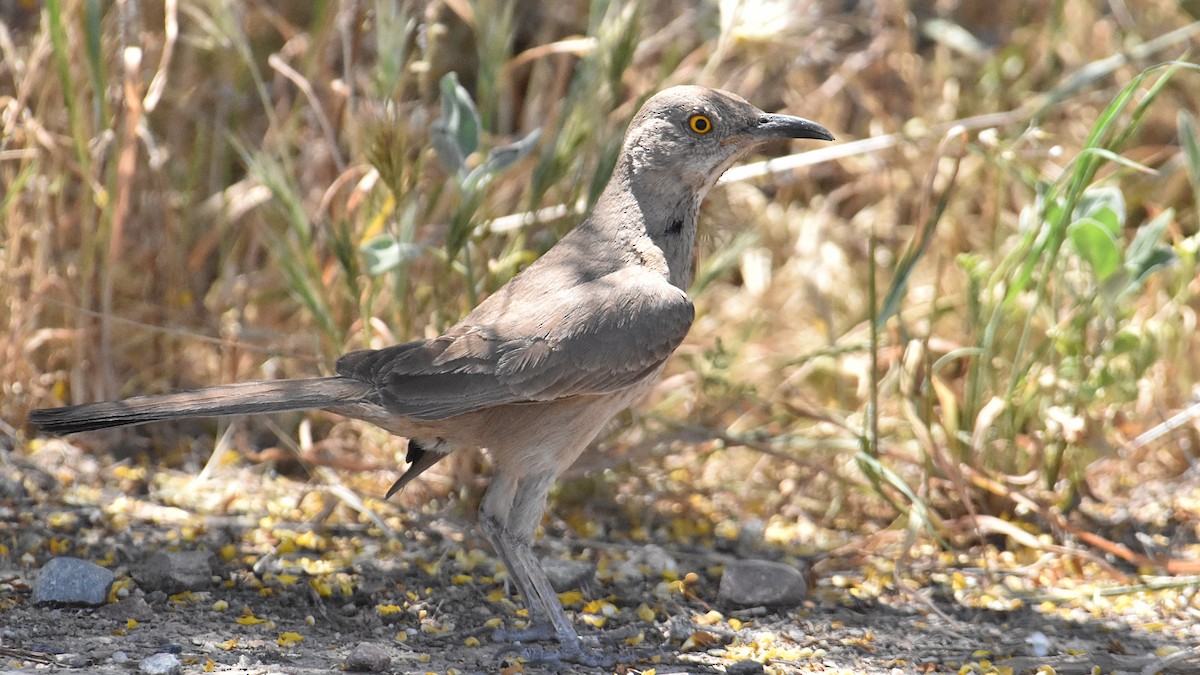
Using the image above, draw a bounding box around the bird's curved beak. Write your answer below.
[754,113,835,142]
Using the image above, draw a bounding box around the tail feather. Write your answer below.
[29,377,373,435]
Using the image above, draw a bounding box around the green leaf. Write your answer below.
[877,185,946,328]
[1129,247,1177,286]
[1072,186,1125,237]
[1067,217,1121,281]
[1007,185,1060,303]
[1122,208,1177,287]
[877,130,964,328]
[462,127,543,192]
[1179,110,1200,215]
[1126,209,1172,271]
[430,72,481,178]
[483,127,542,175]
[444,190,485,259]
[361,235,425,276]
[1111,327,1141,355]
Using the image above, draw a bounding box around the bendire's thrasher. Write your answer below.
[31,86,833,664]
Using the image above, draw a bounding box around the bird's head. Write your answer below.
[620,85,833,192]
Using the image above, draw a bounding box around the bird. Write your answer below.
[29,85,833,664]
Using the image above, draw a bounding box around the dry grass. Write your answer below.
[4,0,1200,567]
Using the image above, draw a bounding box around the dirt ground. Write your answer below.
[2,438,1199,675]
[5,575,1196,674]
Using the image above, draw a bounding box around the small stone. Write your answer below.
[1026,630,1050,656]
[664,614,694,641]
[616,544,679,580]
[736,519,768,558]
[540,558,595,592]
[138,652,182,675]
[135,551,214,593]
[0,474,28,500]
[344,642,391,672]
[727,659,765,675]
[100,594,154,621]
[718,559,807,608]
[32,556,114,606]
[628,544,678,575]
[54,653,88,668]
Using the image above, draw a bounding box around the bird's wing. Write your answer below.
[335,270,694,420]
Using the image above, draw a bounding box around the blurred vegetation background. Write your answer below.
[3,0,1200,568]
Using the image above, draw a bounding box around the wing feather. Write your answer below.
[335,269,693,420]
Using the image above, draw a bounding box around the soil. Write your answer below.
[2,439,1198,675]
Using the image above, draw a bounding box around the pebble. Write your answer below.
[31,556,114,606]
[135,551,214,593]
[727,659,765,675]
[615,544,679,581]
[100,594,155,621]
[629,544,678,574]
[736,519,768,557]
[1026,630,1050,656]
[53,653,88,668]
[344,642,391,672]
[138,652,182,675]
[540,558,595,592]
[0,475,28,500]
[718,559,807,607]
[664,614,695,641]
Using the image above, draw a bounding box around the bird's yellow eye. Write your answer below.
[688,114,712,134]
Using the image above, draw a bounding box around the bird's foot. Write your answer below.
[492,627,666,669]
[490,622,562,645]
[493,640,616,669]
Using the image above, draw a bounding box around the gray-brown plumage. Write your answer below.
[30,85,832,664]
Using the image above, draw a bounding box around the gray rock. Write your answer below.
[31,556,114,606]
[540,558,595,592]
[628,544,678,574]
[135,551,213,593]
[100,594,154,621]
[718,559,807,607]
[664,614,695,641]
[344,642,391,672]
[53,653,88,668]
[138,652,182,675]
[615,543,679,581]
[736,518,768,557]
[727,659,765,675]
[0,474,28,500]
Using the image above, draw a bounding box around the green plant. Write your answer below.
[361,72,540,311]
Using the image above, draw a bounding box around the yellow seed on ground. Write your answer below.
[277,632,303,647]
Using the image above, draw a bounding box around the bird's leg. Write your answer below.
[500,470,576,643]
[479,514,571,643]
[478,470,565,642]
[479,469,613,667]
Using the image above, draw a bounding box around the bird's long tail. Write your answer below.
[28,377,373,435]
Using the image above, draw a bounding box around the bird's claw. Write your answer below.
[490,623,561,645]
[492,641,616,668]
